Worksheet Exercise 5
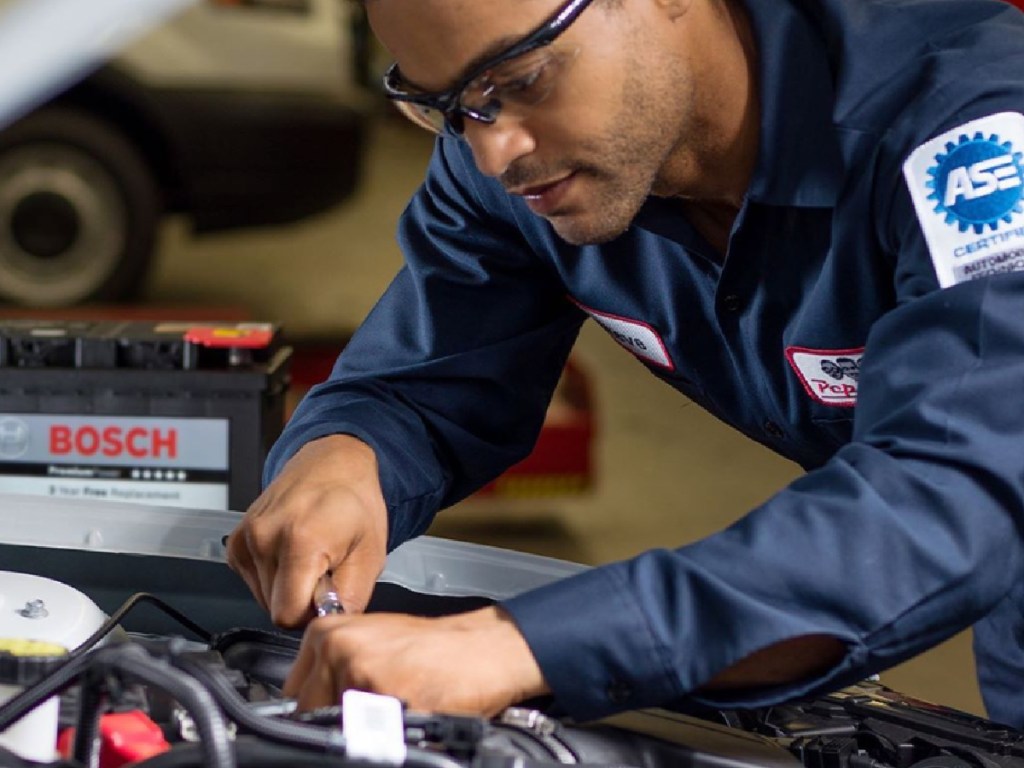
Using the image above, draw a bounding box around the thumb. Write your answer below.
[331,544,385,614]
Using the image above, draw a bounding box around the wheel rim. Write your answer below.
[11,191,82,259]
[0,142,127,306]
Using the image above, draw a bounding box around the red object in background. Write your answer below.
[1006,0,1024,10]
[288,341,597,499]
[58,711,171,767]
[475,358,596,498]
[184,324,274,349]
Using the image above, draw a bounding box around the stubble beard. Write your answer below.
[544,60,692,246]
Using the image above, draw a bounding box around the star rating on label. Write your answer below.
[130,468,188,482]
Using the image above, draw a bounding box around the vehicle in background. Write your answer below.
[0,0,371,307]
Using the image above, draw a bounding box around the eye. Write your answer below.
[491,62,547,95]
[479,55,561,109]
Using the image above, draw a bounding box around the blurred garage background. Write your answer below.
[3,0,1022,723]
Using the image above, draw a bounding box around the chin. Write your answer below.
[548,212,635,246]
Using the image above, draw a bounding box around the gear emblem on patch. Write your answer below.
[926,132,1024,234]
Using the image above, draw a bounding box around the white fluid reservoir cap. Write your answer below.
[0,571,107,651]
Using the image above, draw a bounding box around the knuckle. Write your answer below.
[345,657,378,689]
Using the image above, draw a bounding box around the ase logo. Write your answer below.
[926,131,1024,234]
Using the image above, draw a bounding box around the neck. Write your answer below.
[656,0,760,208]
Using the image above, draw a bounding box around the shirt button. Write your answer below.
[764,420,784,438]
[606,679,633,705]
[722,294,741,312]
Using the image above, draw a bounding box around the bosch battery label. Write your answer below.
[786,347,864,407]
[0,414,229,509]
[903,112,1024,288]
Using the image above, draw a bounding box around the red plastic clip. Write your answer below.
[58,710,171,767]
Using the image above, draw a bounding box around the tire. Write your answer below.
[0,107,161,306]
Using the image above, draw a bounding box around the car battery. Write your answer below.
[0,320,290,512]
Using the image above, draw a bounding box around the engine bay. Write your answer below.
[0,499,1021,768]
[2,579,1024,768]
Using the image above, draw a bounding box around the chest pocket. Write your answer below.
[809,413,855,451]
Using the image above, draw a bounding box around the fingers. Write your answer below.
[270,550,327,627]
[283,620,320,699]
[332,543,384,614]
[224,435,389,627]
[227,502,382,626]
[284,617,347,710]
[281,610,549,717]
[237,515,331,627]
[225,521,270,614]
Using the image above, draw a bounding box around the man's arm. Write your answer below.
[233,136,585,623]
[281,606,846,715]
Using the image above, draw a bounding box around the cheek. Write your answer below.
[536,67,620,142]
[557,46,638,126]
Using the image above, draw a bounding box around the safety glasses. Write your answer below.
[382,0,594,134]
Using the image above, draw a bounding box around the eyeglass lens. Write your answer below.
[393,47,574,135]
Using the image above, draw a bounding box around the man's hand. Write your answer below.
[283,606,550,716]
[225,435,388,627]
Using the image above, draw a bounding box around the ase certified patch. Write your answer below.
[903,112,1024,288]
[572,300,674,370]
[786,347,864,407]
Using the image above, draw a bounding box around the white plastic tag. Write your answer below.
[342,690,408,765]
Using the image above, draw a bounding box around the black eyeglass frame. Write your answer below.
[382,0,596,134]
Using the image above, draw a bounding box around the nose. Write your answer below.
[463,115,536,178]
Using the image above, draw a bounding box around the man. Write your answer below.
[227,0,1024,727]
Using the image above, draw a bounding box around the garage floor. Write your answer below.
[146,113,985,718]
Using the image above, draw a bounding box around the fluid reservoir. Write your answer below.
[0,638,68,762]
[0,571,107,762]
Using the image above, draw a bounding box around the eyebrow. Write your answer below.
[401,33,528,95]
[455,34,525,83]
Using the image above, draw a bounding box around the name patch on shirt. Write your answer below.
[573,300,674,370]
[903,112,1024,288]
[786,347,864,407]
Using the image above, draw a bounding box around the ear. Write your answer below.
[653,0,694,21]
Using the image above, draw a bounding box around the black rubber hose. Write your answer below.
[138,736,474,768]
[171,652,339,752]
[171,654,467,768]
[0,591,212,734]
[0,643,234,768]
[135,736,363,768]
[0,646,100,732]
[71,668,107,768]
[81,644,236,768]
[71,593,212,654]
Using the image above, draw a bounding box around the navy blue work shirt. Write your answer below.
[268,0,1024,726]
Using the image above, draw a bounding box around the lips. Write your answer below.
[510,173,576,216]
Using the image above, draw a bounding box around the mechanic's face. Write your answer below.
[369,0,728,246]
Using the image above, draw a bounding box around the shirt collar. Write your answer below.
[741,0,844,207]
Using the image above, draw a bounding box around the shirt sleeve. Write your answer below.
[503,109,1024,721]
[264,137,585,549]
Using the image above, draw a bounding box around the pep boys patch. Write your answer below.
[786,346,864,407]
[903,112,1024,288]
[571,299,674,370]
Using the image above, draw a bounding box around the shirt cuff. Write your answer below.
[502,562,684,722]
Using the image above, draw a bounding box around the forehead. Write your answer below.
[367,0,563,90]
